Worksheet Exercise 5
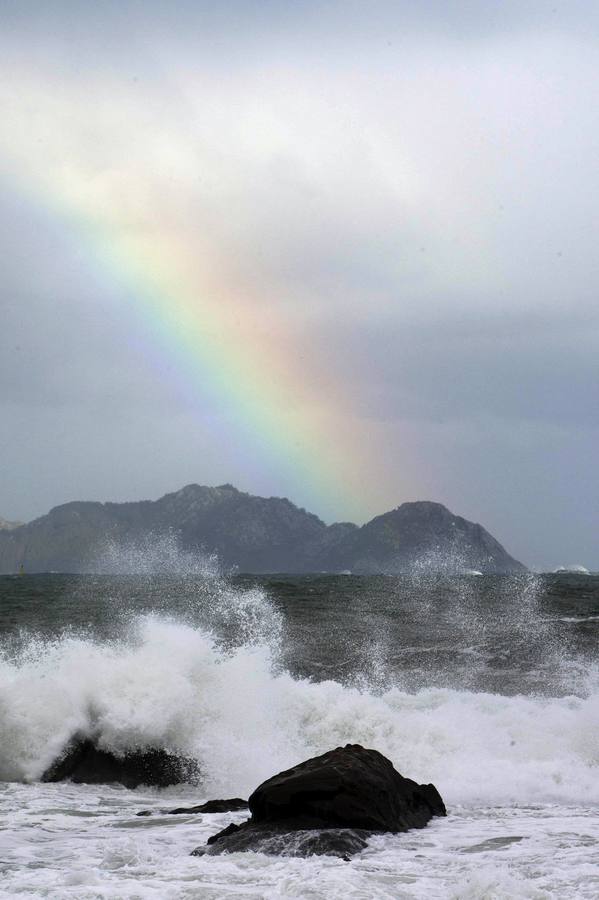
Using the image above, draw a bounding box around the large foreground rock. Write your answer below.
[193,744,445,859]
[41,736,200,788]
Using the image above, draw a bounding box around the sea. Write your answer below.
[1,567,598,899]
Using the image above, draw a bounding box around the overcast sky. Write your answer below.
[1,1,598,569]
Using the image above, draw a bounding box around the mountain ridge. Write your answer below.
[0,484,527,574]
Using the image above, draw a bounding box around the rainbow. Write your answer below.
[0,72,406,522]
[79,212,368,517]
[2,166,388,521]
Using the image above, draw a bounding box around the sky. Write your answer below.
[1,0,598,570]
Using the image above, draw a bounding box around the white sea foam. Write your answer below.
[1,613,598,807]
[1,577,598,898]
[559,615,599,623]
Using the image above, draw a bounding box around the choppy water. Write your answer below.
[1,571,598,898]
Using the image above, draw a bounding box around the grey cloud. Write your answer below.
[1,1,598,567]
[313,309,599,428]
[5,1,599,44]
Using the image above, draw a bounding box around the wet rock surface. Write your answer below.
[167,798,248,815]
[136,798,249,817]
[195,822,373,859]
[192,743,446,859]
[41,736,200,788]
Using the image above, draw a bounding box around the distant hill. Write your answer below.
[0,484,527,574]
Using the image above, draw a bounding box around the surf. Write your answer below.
[1,600,598,808]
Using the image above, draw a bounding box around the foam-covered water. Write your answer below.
[1,571,598,898]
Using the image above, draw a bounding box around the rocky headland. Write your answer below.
[0,483,526,574]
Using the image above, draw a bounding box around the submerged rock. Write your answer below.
[41,736,200,788]
[136,798,249,817]
[167,798,248,815]
[193,743,445,859]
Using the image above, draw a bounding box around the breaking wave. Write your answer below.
[1,576,598,808]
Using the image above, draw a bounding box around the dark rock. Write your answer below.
[194,822,372,859]
[192,744,446,859]
[168,798,248,815]
[41,736,200,788]
[248,743,445,831]
[136,798,249,817]
[206,821,243,843]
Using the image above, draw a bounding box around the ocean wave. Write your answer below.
[558,616,599,624]
[1,608,598,806]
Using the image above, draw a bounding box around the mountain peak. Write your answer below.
[0,484,527,574]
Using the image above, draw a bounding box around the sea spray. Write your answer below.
[0,569,595,790]
[1,616,598,804]
[88,530,221,577]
